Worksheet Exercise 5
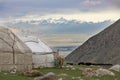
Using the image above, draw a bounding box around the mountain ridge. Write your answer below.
[65,19,120,65]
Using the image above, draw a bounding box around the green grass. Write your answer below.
[0,72,33,80]
[0,65,120,80]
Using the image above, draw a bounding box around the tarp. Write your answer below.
[33,53,54,68]
[23,36,52,53]
[23,36,54,68]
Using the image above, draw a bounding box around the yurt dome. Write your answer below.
[23,36,52,53]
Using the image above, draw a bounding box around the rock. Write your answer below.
[4,73,7,75]
[109,65,120,72]
[65,65,76,70]
[72,77,82,80]
[72,77,75,79]
[66,65,73,68]
[21,70,43,77]
[82,68,97,77]
[30,70,43,76]
[82,68,115,77]
[71,67,76,70]
[58,78,63,80]
[33,72,56,80]
[10,66,17,74]
[96,68,115,76]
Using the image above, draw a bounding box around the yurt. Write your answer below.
[0,27,32,71]
[24,36,55,68]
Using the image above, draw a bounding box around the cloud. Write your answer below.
[79,0,120,11]
[6,18,113,35]
[0,0,81,17]
[0,0,119,18]
[8,10,119,23]
[40,34,91,47]
[108,0,120,8]
[80,0,101,6]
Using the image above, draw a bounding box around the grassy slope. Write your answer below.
[0,65,120,80]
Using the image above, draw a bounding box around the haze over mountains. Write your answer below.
[6,18,112,34]
[5,18,113,47]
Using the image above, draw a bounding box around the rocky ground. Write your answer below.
[0,65,120,80]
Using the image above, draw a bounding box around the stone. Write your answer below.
[10,66,17,74]
[110,65,120,72]
[58,78,63,80]
[33,72,56,80]
[82,68,115,77]
[96,68,115,76]
[82,68,97,77]
[21,70,43,77]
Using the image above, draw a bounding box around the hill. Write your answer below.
[66,19,120,65]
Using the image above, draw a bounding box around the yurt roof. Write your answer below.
[0,26,32,53]
[23,36,52,53]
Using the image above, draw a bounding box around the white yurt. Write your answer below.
[23,36,55,68]
[0,27,32,71]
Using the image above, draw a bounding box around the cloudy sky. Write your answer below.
[0,0,120,22]
[0,0,120,48]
